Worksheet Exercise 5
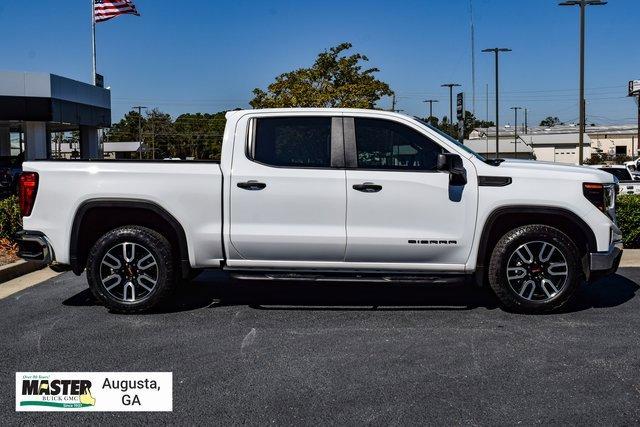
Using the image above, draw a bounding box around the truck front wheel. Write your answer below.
[488,225,582,313]
[86,226,176,313]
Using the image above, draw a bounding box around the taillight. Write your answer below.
[18,172,39,217]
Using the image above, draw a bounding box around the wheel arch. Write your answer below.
[70,199,190,277]
[475,206,597,284]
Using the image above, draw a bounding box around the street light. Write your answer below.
[559,0,607,164]
[441,83,461,128]
[423,99,439,124]
[511,107,522,159]
[482,48,511,158]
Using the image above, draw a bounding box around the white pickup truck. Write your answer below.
[16,108,622,313]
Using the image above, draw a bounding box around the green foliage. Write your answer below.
[250,42,394,109]
[107,108,229,160]
[617,195,640,248]
[432,111,493,139]
[584,152,632,165]
[540,116,562,127]
[173,112,226,160]
[0,196,22,240]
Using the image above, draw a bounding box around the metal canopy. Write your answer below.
[0,71,111,127]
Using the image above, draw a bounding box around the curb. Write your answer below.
[0,260,46,284]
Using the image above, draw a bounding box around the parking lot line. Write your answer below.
[0,268,60,300]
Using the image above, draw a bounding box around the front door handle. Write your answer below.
[237,180,267,191]
[353,182,382,193]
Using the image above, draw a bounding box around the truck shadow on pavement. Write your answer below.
[62,270,639,315]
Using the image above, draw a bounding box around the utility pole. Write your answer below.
[133,105,147,160]
[469,0,476,115]
[441,83,461,129]
[631,91,640,159]
[423,99,439,124]
[524,108,528,134]
[511,107,522,159]
[559,0,607,165]
[482,48,512,158]
[391,94,396,112]
[486,83,489,155]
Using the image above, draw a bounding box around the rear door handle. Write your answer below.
[353,182,382,193]
[237,180,267,191]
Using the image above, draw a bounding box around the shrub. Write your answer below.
[0,196,22,240]
[617,195,640,248]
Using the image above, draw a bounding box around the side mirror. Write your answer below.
[437,153,467,186]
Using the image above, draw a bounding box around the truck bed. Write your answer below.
[22,160,224,267]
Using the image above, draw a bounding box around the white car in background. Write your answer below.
[624,159,640,181]
[589,164,640,195]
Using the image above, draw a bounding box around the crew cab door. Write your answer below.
[343,116,478,269]
[227,114,347,264]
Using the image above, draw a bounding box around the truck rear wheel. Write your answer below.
[86,226,175,313]
[488,224,582,313]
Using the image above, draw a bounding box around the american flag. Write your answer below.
[94,0,140,23]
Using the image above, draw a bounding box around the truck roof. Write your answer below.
[225,108,411,120]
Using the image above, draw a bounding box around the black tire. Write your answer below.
[86,226,175,313]
[488,224,582,313]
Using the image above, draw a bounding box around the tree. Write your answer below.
[145,109,175,159]
[106,110,146,142]
[540,116,561,127]
[107,109,230,160]
[250,42,393,109]
[435,111,493,139]
[173,112,226,160]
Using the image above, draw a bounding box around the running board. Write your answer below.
[230,272,464,284]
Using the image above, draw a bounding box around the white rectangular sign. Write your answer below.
[16,372,172,412]
[629,80,640,96]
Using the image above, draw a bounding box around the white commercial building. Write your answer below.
[468,124,639,164]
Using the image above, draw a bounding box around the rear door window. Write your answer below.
[253,117,332,168]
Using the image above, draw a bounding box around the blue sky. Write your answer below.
[2,0,638,125]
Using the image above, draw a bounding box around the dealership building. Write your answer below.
[0,71,111,160]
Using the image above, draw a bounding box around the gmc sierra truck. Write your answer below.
[16,108,622,313]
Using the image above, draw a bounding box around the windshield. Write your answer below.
[600,168,632,181]
[413,117,487,162]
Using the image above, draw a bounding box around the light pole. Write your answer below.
[511,107,522,159]
[423,99,439,124]
[441,83,461,129]
[133,105,147,159]
[482,48,511,158]
[559,0,607,164]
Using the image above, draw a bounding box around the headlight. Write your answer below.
[583,182,616,220]
[604,183,616,211]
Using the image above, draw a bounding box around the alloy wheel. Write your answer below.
[506,241,568,302]
[99,242,159,303]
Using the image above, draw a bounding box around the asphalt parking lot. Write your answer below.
[2,268,640,424]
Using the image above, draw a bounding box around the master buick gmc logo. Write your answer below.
[19,377,96,409]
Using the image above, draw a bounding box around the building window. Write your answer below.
[616,146,627,156]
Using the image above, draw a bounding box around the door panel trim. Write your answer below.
[343,117,357,168]
[331,117,345,168]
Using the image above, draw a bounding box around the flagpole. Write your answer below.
[91,0,97,85]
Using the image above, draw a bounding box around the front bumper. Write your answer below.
[15,230,54,264]
[588,240,623,281]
